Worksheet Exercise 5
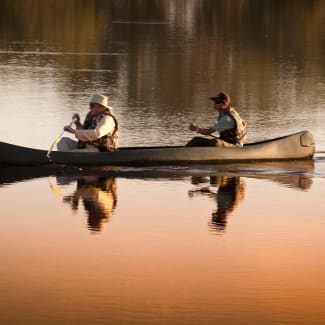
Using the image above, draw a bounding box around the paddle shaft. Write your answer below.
[47,118,76,157]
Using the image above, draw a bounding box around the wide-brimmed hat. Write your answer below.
[90,94,110,109]
[209,92,230,104]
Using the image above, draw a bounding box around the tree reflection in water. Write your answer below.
[58,176,117,233]
[189,176,245,233]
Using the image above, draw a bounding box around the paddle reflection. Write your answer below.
[57,176,117,233]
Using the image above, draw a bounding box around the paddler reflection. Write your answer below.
[58,176,117,233]
[188,163,314,233]
[210,176,245,231]
[189,176,245,233]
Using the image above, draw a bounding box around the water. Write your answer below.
[1,162,325,324]
[1,0,325,149]
[1,1,325,323]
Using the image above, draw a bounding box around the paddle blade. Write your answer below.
[47,118,76,157]
[47,136,63,157]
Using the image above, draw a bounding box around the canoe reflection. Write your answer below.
[58,176,117,233]
[189,176,245,233]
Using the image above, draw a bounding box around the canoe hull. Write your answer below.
[0,130,315,166]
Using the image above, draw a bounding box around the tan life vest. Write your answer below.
[78,110,118,151]
[219,107,247,146]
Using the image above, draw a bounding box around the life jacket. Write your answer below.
[219,107,247,146]
[78,110,118,151]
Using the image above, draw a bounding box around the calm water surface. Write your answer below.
[1,1,325,323]
[1,161,325,324]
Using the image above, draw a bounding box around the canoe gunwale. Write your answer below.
[0,130,315,166]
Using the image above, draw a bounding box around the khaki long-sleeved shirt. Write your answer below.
[75,115,115,142]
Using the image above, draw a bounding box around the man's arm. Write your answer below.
[211,115,235,133]
[189,115,235,136]
[75,115,115,142]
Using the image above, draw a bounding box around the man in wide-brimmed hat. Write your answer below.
[58,94,118,152]
[186,92,247,147]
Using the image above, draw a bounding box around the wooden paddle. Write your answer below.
[47,118,76,157]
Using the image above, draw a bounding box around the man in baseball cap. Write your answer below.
[186,92,247,147]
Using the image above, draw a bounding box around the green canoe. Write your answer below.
[0,130,315,166]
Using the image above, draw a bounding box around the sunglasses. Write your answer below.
[90,103,97,108]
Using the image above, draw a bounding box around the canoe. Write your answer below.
[0,130,315,166]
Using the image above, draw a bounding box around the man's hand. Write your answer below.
[189,123,198,131]
[63,125,75,134]
[72,114,82,129]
